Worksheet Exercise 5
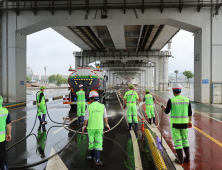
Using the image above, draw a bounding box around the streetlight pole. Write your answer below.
[44,66,47,87]
[174,70,179,83]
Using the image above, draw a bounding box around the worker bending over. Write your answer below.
[124,84,139,130]
[74,84,86,126]
[0,95,12,170]
[143,89,156,124]
[162,83,192,165]
[37,86,47,125]
[83,91,110,165]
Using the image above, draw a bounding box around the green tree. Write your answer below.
[62,78,68,84]
[26,76,31,81]
[183,71,194,88]
[55,74,63,86]
[48,75,56,83]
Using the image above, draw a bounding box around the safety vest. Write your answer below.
[0,107,9,142]
[37,91,45,105]
[76,91,86,105]
[145,94,154,107]
[170,95,189,127]
[87,102,105,129]
[125,90,138,106]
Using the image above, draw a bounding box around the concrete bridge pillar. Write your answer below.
[1,12,26,103]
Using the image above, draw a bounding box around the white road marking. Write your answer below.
[52,127,64,134]
[46,147,68,170]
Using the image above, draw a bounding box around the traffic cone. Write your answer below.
[141,118,145,131]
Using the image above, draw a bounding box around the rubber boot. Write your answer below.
[87,149,95,161]
[78,117,81,126]
[95,150,103,165]
[175,149,183,165]
[183,147,190,163]
[134,123,139,130]
[149,118,152,125]
[1,165,9,170]
[153,117,155,124]
[127,123,132,130]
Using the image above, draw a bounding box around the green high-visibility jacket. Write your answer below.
[76,91,86,105]
[170,95,189,127]
[87,102,105,129]
[37,91,45,106]
[124,90,139,106]
[0,107,9,142]
[145,94,154,106]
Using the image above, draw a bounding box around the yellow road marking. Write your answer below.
[193,125,222,148]
[11,105,64,123]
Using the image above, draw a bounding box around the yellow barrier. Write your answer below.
[3,103,26,109]
[144,129,168,170]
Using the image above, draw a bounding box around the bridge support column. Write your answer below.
[0,14,2,96]
[1,12,26,103]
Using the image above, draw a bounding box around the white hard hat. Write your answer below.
[172,83,182,91]
[89,91,99,98]
[79,84,83,88]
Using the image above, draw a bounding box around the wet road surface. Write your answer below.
[6,87,155,170]
[138,88,222,170]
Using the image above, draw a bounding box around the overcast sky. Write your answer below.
[27,28,194,75]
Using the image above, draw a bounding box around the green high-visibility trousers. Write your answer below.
[146,105,155,119]
[171,127,189,149]
[88,129,103,151]
[77,104,86,116]
[37,105,46,116]
[127,105,138,123]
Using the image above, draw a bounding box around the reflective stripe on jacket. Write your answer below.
[87,102,105,129]
[170,95,189,127]
[76,91,86,105]
[0,107,9,142]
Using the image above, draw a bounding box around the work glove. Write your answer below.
[188,122,192,128]
[37,103,40,107]
[123,105,126,109]
[82,126,86,132]
[74,97,77,101]
[106,124,110,130]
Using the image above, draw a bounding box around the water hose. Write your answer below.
[9,128,81,169]
[62,89,135,134]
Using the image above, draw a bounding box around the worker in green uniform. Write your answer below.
[0,95,12,170]
[143,89,156,124]
[37,124,46,158]
[37,86,47,125]
[74,84,86,126]
[82,91,110,166]
[162,83,192,165]
[123,84,139,130]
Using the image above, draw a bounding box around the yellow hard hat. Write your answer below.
[145,89,150,92]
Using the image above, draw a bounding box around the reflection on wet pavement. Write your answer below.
[7,87,157,170]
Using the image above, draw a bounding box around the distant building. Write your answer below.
[62,75,69,78]
[33,74,41,81]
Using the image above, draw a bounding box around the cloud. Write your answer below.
[162,30,194,74]
[27,28,81,75]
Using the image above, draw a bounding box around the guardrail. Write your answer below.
[3,102,26,109]
[52,96,63,100]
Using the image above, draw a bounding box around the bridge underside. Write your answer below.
[1,1,222,103]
